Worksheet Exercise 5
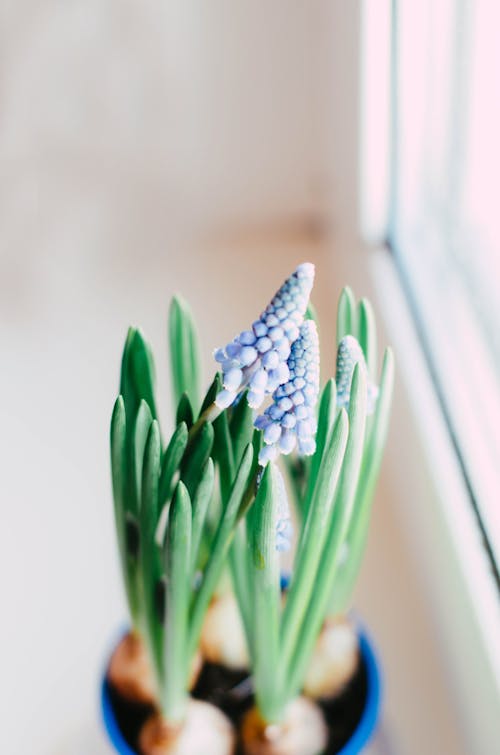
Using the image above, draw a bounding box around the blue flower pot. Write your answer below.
[101,625,381,755]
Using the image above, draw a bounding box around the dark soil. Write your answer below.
[106,680,154,753]
[318,655,368,753]
[108,654,367,754]
[191,661,252,722]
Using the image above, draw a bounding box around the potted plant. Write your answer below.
[101,263,394,754]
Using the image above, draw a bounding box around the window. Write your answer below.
[388,1,500,576]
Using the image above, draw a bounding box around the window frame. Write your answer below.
[386,0,500,581]
[359,0,500,750]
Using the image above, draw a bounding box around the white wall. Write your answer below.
[0,1,353,248]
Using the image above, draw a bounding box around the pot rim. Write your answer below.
[335,627,381,755]
[100,623,381,755]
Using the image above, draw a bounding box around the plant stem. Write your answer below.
[189,401,221,440]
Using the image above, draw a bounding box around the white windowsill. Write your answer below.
[369,247,500,755]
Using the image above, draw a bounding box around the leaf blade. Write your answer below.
[181,422,214,499]
[337,286,357,343]
[279,409,349,673]
[163,481,192,721]
[331,347,395,612]
[168,296,201,415]
[190,458,215,575]
[158,422,189,508]
[248,463,282,723]
[110,396,141,627]
[139,420,162,690]
[358,297,377,379]
[286,364,369,698]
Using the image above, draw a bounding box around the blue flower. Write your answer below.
[214,263,315,410]
[336,335,378,413]
[255,320,320,466]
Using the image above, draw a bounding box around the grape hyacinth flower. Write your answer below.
[214,263,315,411]
[255,320,320,466]
[336,335,378,414]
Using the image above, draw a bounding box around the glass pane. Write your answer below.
[390,0,500,571]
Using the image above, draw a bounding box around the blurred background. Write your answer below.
[1,2,499,753]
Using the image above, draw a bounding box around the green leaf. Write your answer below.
[190,458,215,575]
[248,463,283,723]
[119,328,136,422]
[229,390,254,467]
[286,365,368,699]
[139,421,163,688]
[110,396,141,627]
[251,428,264,476]
[331,348,394,612]
[362,347,395,490]
[158,422,188,508]
[280,408,349,674]
[176,392,194,429]
[327,364,368,544]
[110,396,126,554]
[337,286,357,344]
[134,400,153,508]
[119,329,139,517]
[312,379,337,476]
[145,340,157,387]
[188,443,254,659]
[229,462,260,650]
[301,379,337,519]
[163,481,192,722]
[198,373,220,417]
[358,298,377,379]
[119,328,159,512]
[124,513,140,558]
[284,456,308,519]
[127,328,158,420]
[328,516,370,617]
[216,405,255,651]
[168,296,201,415]
[181,422,214,499]
[337,286,357,343]
[213,409,235,502]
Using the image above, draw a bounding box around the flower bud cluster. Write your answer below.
[255,320,320,466]
[214,263,315,410]
[336,335,378,414]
